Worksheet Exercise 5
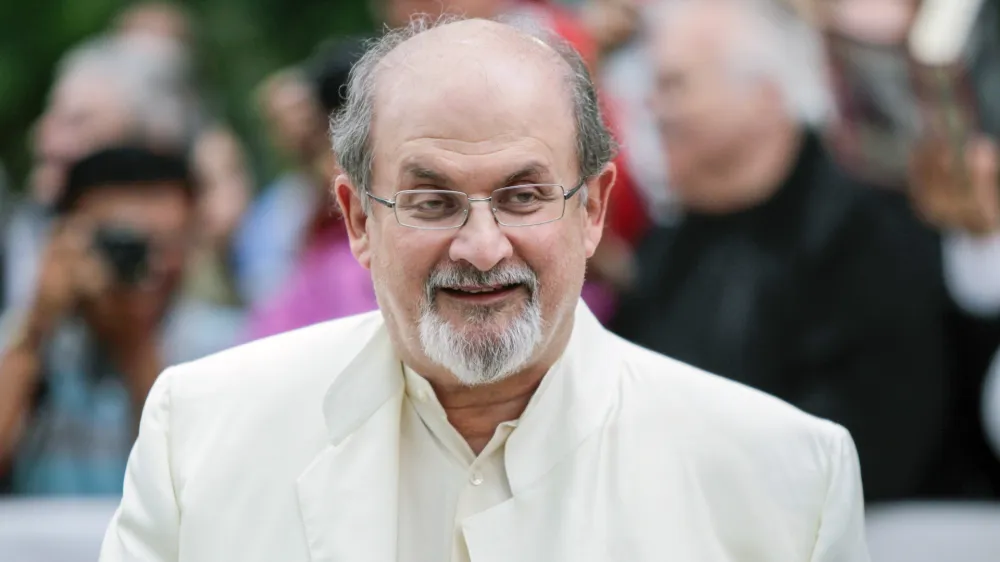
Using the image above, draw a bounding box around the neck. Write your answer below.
[688,120,803,215]
[400,307,575,454]
[431,369,545,454]
[729,121,804,209]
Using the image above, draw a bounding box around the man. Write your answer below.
[4,35,192,309]
[232,67,331,306]
[100,18,868,561]
[242,39,379,340]
[0,146,201,495]
[612,0,995,501]
[375,0,654,321]
[234,37,370,309]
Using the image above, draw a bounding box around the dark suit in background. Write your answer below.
[612,132,1000,501]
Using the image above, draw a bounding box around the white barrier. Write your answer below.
[866,502,1000,562]
[0,498,998,561]
[0,498,119,562]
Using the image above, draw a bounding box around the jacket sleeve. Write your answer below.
[810,424,870,562]
[100,368,180,562]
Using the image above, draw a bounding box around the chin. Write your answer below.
[417,293,544,386]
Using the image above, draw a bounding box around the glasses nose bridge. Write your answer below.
[461,194,499,226]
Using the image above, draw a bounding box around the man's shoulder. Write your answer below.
[614,336,844,447]
[163,310,384,405]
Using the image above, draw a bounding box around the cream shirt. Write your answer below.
[397,364,553,562]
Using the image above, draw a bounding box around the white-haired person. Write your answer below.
[611,0,966,504]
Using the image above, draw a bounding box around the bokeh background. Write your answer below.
[0,0,373,185]
[1,1,1000,561]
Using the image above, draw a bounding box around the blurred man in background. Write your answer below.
[233,67,328,307]
[0,147,198,495]
[113,1,253,312]
[114,0,251,249]
[3,36,192,310]
[612,0,949,502]
[240,38,379,340]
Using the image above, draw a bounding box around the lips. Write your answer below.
[441,283,521,295]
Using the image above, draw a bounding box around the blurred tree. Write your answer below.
[0,0,373,193]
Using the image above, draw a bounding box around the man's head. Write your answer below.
[648,0,829,213]
[57,146,197,322]
[32,37,191,206]
[376,0,504,28]
[115,1,194,46]
[257,68,328,163]
[332,17,617,387]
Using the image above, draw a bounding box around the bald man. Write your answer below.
[99,17,869,562]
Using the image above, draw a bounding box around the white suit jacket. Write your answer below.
[100,301,869,562]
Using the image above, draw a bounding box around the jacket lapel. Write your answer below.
[462,302,622,561]
[296,322,404,562]
[294,301,623,561]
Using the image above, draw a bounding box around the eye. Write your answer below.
[510,190,540,204]
[397,191,465,217]
[495,184,560,214]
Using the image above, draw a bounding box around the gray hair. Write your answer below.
[54,34,197,150]
[330,15,617,214]
[651,0,832,126]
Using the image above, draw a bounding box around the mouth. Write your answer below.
[437,283,526,304]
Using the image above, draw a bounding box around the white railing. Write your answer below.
[0,498,119,562]
[0,499,998,561]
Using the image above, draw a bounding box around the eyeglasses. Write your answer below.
[365,181,586,230]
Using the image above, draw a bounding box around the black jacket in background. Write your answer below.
[611,132,954,502]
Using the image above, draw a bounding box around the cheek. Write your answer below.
[511,227,587,305]
[369,229,448,314]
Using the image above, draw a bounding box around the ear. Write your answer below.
[583,162,617,259]
[334,173,373,269]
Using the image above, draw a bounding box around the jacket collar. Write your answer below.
[296,300,621,561]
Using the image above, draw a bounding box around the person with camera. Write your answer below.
[0,146,198,495]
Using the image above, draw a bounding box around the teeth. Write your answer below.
[460,287,497,294]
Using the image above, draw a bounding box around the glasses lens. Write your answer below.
[394,190,468,228]
[493,184,565,226]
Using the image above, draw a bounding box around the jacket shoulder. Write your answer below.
[614,335,845,446]
[163,310,384,411]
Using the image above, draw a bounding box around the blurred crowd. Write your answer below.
[0,0,999,513]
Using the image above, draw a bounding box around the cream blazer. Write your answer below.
[100,301,869,562]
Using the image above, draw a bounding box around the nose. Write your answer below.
[448,202,513,272]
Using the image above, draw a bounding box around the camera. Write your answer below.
[93,226,150,285]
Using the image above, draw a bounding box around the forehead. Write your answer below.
[369,33,578,189]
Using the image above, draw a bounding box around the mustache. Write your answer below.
[425,263,538,299]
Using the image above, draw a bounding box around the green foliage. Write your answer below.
[0,0,374,193]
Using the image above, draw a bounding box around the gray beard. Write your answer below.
[417,293,543,387]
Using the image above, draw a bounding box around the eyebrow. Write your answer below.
[401,164,454,187]
[502,163,552,186]
[398,161,555,190]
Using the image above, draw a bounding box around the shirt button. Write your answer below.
[416,389,431,402]
[470,472,484,486]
